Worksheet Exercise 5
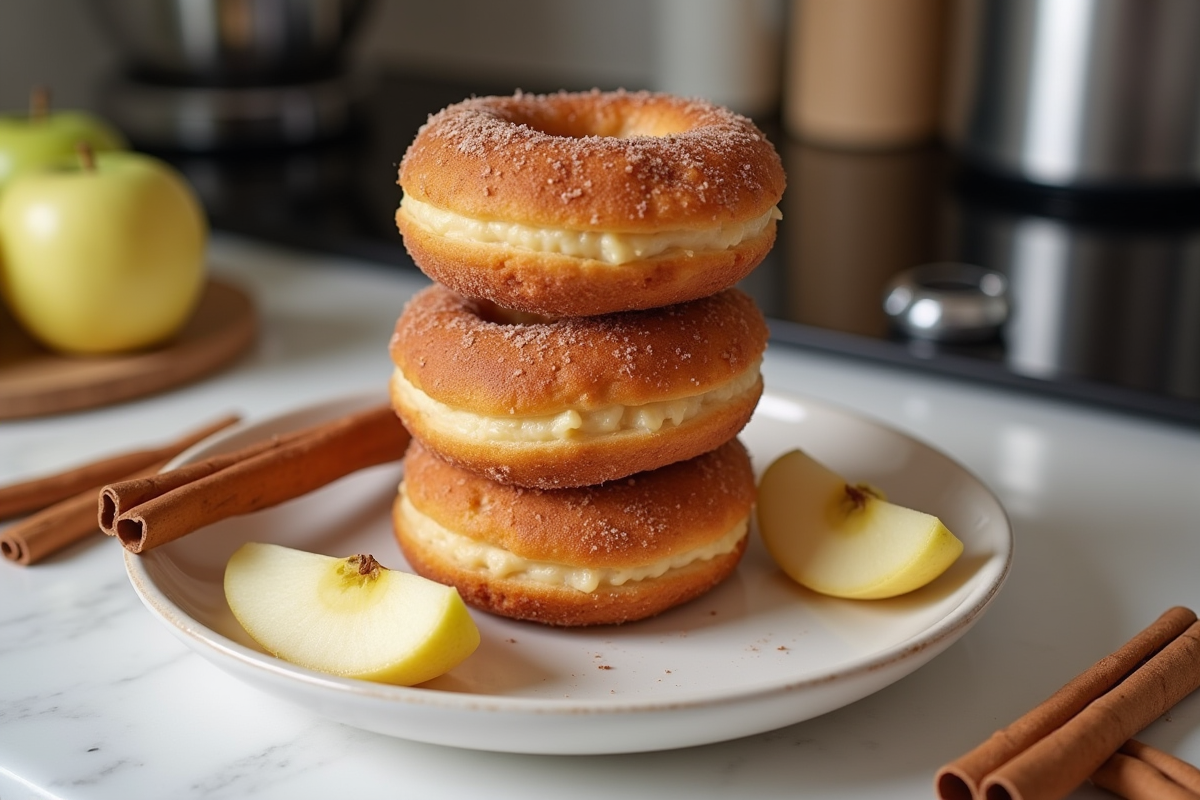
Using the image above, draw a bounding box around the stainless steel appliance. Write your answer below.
[92,0,371,150]
[944,0,1200,190]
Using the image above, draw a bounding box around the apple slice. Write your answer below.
[756,449,963,599]
[224,542,480,685]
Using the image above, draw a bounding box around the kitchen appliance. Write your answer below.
[117,71,1200,428]
[944,0,1200,190]
[91,0,371,151]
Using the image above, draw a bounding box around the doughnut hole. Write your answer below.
[502,100,696,139]
[470,298,558,325]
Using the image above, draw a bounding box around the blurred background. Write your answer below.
[1,0,1198,427]
[0,1,658,111]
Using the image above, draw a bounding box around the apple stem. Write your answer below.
[29,86,50,121]
[76,141,96,172]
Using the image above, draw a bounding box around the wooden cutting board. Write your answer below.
[0,278,256,420]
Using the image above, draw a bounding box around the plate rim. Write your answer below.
[124,389,1013,722]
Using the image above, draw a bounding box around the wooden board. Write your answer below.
[0,278,256,420]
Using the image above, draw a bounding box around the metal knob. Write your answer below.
[882,262,1009,342]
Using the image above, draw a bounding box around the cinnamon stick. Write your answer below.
[936,606,1198,800]
[1091,741,1200,800]
[982,619,1200,800]
[0,414,240,519]
[1119,740,1200,794]
[107,403,409,554]
[98,428,309,530]
[1,457,172,566]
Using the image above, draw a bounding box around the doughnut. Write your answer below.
[396,89,786,317]
[393,437,755,626]
[388,283,768,489]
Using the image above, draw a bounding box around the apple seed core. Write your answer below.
[842,483,882,513]
[348,554,382,578]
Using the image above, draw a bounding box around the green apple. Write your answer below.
[757,449,963,599]
[224,542,481,686]
[0,148,206,354]
[0,88,126,191]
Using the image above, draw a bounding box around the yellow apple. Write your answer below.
[0,148,206,354]
[0,88,126,191]
[757,449,963,599]
[224,542,481,686]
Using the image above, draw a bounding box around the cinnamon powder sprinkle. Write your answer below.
[398,89,785,230]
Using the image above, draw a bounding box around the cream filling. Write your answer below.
[397,489,748,593]
[392,359,760,444]
[400,195,781,265]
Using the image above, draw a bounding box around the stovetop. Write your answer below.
[142,70,1200,428]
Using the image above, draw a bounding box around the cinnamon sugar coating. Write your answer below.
[403,437,754,565]
[389,284,767,416]
[394,438,754,626]
[387,285,766,487]
[395,89,785,316]
[398,90,786,232]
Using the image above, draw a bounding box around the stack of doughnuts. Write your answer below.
[388,90,785,626]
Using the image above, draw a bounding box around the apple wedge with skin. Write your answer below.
[224,542,480,686]
[756,449,963,599]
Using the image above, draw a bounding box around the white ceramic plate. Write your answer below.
[125,390,1012,755]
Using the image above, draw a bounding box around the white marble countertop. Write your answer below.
[2,235,1199,800]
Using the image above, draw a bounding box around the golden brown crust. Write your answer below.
[403,437,755,564]
[389,284,768,415]
[398,90,786,233]
[390,366,761,488]
[386,284,766,488]
[395,210,777,316]
[393,438,754,626]
[397,530,746,627]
